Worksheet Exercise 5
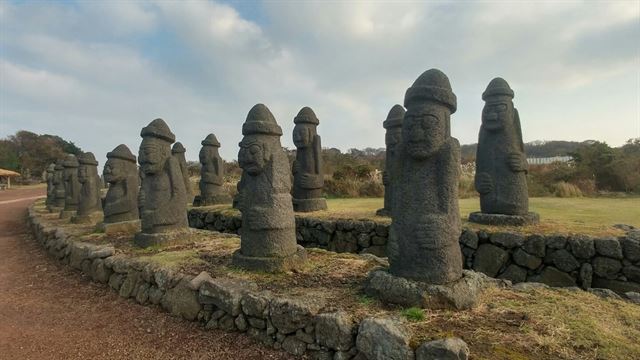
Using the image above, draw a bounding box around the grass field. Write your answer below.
[206,197,640,236]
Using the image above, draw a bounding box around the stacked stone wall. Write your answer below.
[188,208,640,294]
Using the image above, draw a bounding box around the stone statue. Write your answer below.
[72,152,103,223]
[232,104,306,272]
[60,154,81,219]
[388,69,463,285]
[291,107,327,212]
[469,78,538,225]
[172,142,192,201]
[100,144,140,233]
[135,118,189,247]
[52,160,66,210]
[193,133,231,206]
[45,163,56,210]
[376,105,405,217]
[232,177,244,210]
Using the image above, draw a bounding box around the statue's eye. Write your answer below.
[250,145,260,154]
[497,104,507,111]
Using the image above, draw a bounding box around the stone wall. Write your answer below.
[188,208,640,294]
[28,205,469,360]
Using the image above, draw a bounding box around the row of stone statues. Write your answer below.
[378,77,537,226]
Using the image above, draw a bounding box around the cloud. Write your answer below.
[1,0,638,165]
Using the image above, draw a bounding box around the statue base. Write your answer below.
[364,269,501,310]
[293,198,327,212]
[97,220,141,235]
[134,228,196,248]
[47,206,62,213]
[468,212,540,226]
[193,194,232,207]
[232,245,307,273]
[375,208,390,217]
[59,210,76,219]
[71,212,102,224]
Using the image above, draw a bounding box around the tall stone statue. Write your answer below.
[72,152,103,223]
[232,104,306,272]
[172,142,192,201]
[193,133,231,206]
[232,177,244,210]
[135,119,189,247]
[469,78,538,225]
[60,154,81,219]
[389,69,463,284]
[45,163,56,210]
[52,160,66,210]
[376,105,405,217]
[291,107,327,212]
[100,144,140,233]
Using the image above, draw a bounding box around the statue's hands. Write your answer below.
[508,152,527,172]
[475,172,493,194]
[299,173,322,189]
[382,171,389,185]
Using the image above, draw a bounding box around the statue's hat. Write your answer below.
[107,144,137,163]
[242,104,283,136]
[202,133,220,147]
[78,152,98,166]
[482,77,514,101]
[140,118,176,143]
[293,107,319,125]
[62,154,79,168]
[172,142,186,154]
[404,68,457,113]
[383,104,405,129]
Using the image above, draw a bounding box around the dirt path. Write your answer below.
[0,187,294,360]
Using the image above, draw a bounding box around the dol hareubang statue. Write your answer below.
[469,78,539,226]
[52,160,66,210]
[193,133,231,206]
[71,152,103,223]
[135,118,189,247]
[172,142,192,202]
[60,154,81,219]
[232,104,306,272]
[376,105,405,217]
[291,107,327,212]
[45,163,56,211]
[101,144,140,234]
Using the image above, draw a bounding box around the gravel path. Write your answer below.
[0,187,294,359]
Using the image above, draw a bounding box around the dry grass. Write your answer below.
[32,201,640,360]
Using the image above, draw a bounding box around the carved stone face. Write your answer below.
[78,165,88,183]
[404,105,446,160]
[482,100,511,132]
[104,158,125,184]
[385,127,402,154]
[238,137,266,176]
[139,138,169,175]
[292,125,312,148]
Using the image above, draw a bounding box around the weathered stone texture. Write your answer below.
[291,107,327,212]
[61,154,81,213]
[73,152,102,222]
[171,142,192,200]
[356,318,414,360]
[103,144,140,224]
[474,77,529,216]
[389,68,463,285]
[232,104,306,272]
[377,105,405,217]
[194,133,230,206]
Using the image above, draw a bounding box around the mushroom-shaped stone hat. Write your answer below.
[293,107,319,125]
[140,118,176,143]
[242,104,283,136]
[202,134,221,147]
[383,104,405,129]
[404,68,457,113]
[482,77,514,101]
[107,144,137,163]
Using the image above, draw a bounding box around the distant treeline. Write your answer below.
[0,130,82,177]
[461,140,596,163]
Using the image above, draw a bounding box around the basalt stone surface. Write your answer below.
[473,78,536,222]
[193,133,231,206]
[172,142,192,201]
[45,163,56,209]
[291,107,327,212]
[376,105,405,217]
[72,152,103,223]
[468,211,539,226]
[52,160,66,209]
[135,119,188,246]
[60,154,81,218]
[232,104,306,272]
[102,144,140,232]
[388,69,463,285]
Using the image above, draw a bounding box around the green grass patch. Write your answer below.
[138,249,206,270]
[401,307,425,322]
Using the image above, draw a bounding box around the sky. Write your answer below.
[1,0,639,162]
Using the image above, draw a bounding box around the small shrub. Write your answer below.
[358,295,374,305]
[552,181,583,197]
[401,307,425,321]
[358,179,384,197]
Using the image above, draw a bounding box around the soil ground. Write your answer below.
[0,187,294,360]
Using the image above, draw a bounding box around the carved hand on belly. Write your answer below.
[507,152,527,172]
[475,172,493,194]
